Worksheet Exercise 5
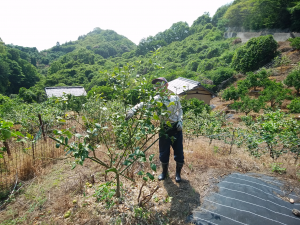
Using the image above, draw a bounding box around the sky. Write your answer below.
[1,0,231,51]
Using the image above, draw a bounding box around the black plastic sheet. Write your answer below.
[187,173,300,225]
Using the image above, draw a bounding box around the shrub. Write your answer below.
[0,94,11,105]
[270,163,286,174]
[204,28,224,41]
[186,60,199,72]
[284,69,300,95]
[18,87,37,103]
[289,37,300,50]
[287,98,300,113]
[231,35,278,73]
[197,59,217,72]
[209,67,235,87]
[181,98,211,115]
[206,47,221,59]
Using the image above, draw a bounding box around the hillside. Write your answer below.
[7,28,136,75]
[211,40,300,116]
[223,0,300,31]
[1,0,300,99]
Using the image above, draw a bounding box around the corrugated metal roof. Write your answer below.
[45,86,87,98]
[168,77,214,95]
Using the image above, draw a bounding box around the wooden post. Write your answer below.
[38,114,47,141]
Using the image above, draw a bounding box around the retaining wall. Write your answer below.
[224,27,300,43]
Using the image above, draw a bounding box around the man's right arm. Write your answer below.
[125,96,160,120]
[125,102,145,120]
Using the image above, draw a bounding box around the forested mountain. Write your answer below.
[1,0,300,102]
[39,14,237,96]
[223,0,300,31]
[0,39,40,95]
[0,28,136,96]
[8,28,136,75]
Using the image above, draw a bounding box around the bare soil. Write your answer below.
[0,133,299,225]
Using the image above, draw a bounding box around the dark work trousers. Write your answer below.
[159,131,184,164]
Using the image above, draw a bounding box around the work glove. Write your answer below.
[176,121,183,131]
[125,108,136,120]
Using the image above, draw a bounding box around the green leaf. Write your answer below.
[143,177,148,181]
[167,102,175,107]
[105,168,118,174]
[2,129,11,140]
[134,149,145,157]
[71,163,76,170]
[123,160,132,166]
[26,133,33,139]
[151,163,157,172]
[64,130,72,139]
[56,143,60,148]
[95,123,101,128]
[137,171,144,176]
[166,121,172,127]
[146,172,154,180]
[149,154,154,161]
[53,130,62,135]
[139,157,146,162]
[65,137,68,145]
[153,114,159,120]
[15,131,24,137]
[75,133,83,139]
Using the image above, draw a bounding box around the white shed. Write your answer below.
[168,77,215,105]
[45,86,87,98]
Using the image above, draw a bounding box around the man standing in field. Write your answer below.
[125,77,184,183]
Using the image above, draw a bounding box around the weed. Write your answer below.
[213,146,219,153]
[152,195,160,202]
[93,182,122,209]
[134,207,150,219]
[270,163,286,174]
[164,195,172,203]
[115,216,122,225]
[188,163,193,171]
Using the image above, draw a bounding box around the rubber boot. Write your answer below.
[158,162,168,181]
[175,162,184,183]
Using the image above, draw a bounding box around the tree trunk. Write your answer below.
[116,173,120,198]
[3,141,11,157]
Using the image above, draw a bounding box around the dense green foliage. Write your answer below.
[231,35,278,73]
[284,68,300,95]
[0,41,40,95]
[287,97,300,113]
[16,18,240,97]
[136,21,190,55]
[0,118,23,158]
[222,69,292,114]
[1,1,299,104]
[239,110,300,159]
[224,0,300,31]
[181,98,211,115]
[10,28,136,68]
[289,37,300,50]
